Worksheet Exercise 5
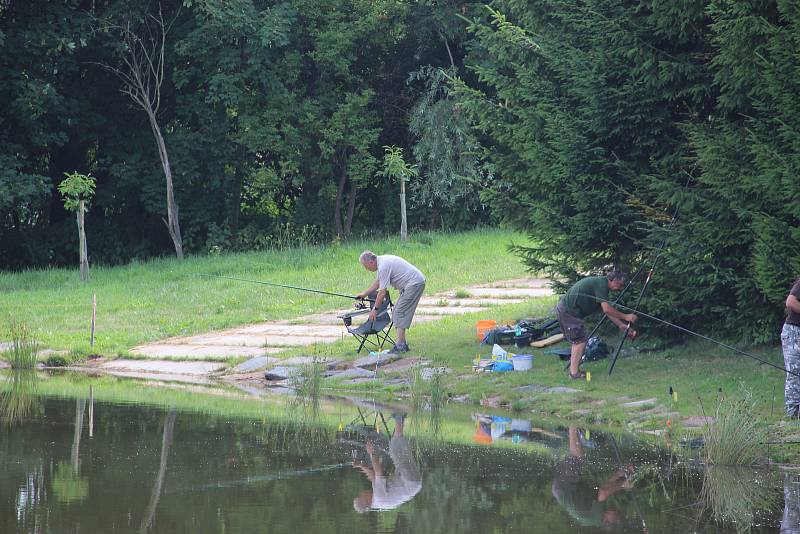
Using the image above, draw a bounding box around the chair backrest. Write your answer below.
[366,290,392,319]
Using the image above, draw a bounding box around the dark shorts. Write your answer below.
[556,301,588,345]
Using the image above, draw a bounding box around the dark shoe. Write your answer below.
[388,343,409,354]
[569,370,586,380]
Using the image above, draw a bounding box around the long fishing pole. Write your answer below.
[608,183,687,375]
[199,274,374,302]
[575,292,800,379]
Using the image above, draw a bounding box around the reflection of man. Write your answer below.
[353,415,422,512]
[782,472,800,534]
[551,427,633,528]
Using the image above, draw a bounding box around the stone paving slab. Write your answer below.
[418,297,526,307]
[415,306,489,315]
[99,359,226,375]
[465,287,553,298]
[620,398,658,409]
[353,352,403,369]
[129,344,283,359]
[477,278,551,288]
[233,356,282,373]
[378,357,429,374]
[129,277,553,362]
[234,324,345,336]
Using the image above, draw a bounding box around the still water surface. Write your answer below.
[0,374,795,533]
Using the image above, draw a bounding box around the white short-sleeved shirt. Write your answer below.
[377,255,425,291]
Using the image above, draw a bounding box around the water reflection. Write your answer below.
[1,386,793,533]
[699,465,780,532]
[0,371,40,423]
[782,472,800,533]
[344,411,423,512]
[473,414,563,448]
[141,409,177,533]
[552,427,636,529]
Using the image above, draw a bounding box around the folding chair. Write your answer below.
[337,290,394,354]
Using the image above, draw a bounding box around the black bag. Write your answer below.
[517,317,561,341]
[482,327,516,345]
[584,336,609,362]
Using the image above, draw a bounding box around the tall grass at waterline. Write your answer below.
[0,229,531,354]
[702,390,768,466]
[2,319,39,369]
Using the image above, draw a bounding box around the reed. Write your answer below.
[3,319,39,369]
[702,389,767,466]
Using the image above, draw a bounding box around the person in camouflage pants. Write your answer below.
[782,278,800,418]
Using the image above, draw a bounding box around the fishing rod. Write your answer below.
[575,292,800,379]
[608,180,688,375]
[198,274,375,303]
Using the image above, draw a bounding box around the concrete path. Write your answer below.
[128,278,552,361]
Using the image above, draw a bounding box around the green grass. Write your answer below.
[0,229,530,355]
[326,296,796,457]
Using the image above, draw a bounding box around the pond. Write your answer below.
[0,371,794,533]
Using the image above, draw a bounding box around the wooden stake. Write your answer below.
[89,385,94,438]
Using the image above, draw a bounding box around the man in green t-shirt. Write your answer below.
[556,270,638,379]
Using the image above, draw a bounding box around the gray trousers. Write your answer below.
[782,323,800,416]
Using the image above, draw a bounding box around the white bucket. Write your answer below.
[512,354,533,371]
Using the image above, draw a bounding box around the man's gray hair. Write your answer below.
[606,269,628,282]
[359,250,377,264]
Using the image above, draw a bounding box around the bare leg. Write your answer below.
[570,341,587,375]
[396,327,406,346]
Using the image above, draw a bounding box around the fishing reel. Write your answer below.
[342,298,370,327]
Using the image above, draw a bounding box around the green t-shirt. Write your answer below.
[562,276,609,319]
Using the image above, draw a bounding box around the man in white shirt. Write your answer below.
[356,251,426,354]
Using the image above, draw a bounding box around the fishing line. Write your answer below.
[575,292,800,379]
[198,274,375,302]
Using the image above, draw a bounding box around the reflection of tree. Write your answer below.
[71,398,86,473]
[52,397,89,504]
[699,465,780,533]
[52,462,89,504]
[0,371,40,423]
[140,409,176,533]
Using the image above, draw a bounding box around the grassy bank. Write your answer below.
[273,292,799,460]
[0,228,530,355]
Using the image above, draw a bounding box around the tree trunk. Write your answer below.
[400,180,408,241]
[344,179,357,237]
[77,200,89,282]
[147,109,183,260]
[229,168,242,239]
[333,151,348,238]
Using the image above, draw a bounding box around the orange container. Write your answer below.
[475,320,497,342]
